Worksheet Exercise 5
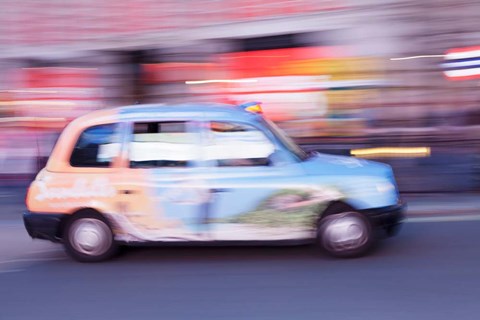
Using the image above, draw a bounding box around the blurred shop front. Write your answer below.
[1,0,480,192]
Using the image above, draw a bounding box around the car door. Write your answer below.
[113,119,210,242]
[198,120,321,242]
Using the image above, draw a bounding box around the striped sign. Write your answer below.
[443,46,480,80]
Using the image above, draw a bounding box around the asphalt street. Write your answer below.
[1,188,480,320]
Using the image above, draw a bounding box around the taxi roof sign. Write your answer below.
[239,101,263,114]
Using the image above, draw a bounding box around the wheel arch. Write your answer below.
[316,199,375,226]
[320,200,357,218]
[57,207,112,239]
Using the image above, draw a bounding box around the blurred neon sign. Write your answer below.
[443,46,480,80]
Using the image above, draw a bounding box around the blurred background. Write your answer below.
[1,0,480,193]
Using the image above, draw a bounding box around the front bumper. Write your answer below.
[23,211,65,242]
[360,202,406,236]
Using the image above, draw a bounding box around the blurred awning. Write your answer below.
[0,117,67,129]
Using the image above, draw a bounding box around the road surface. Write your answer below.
[2,200,480,319]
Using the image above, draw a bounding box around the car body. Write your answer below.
[24,103,404,261]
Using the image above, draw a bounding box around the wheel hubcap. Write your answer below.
[321,213,368,252]
[70,218,112,256]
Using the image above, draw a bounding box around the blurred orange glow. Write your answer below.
[351,147,431,159]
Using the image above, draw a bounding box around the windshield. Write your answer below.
[262,119,308,161]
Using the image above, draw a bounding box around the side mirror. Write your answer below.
[268,150,290,166]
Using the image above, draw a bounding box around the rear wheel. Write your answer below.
[317,211,373,258]
[64,212,118,262]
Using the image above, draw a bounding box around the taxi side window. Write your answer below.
[205,121,275,167]
[129,121,196,168]
[70,123,120,167]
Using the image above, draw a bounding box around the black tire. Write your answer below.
[64,211,118,262]
[317,210,374,258]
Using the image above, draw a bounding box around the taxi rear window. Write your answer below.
[70,123,120,167]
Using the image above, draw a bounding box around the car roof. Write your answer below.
[116,103,260,122]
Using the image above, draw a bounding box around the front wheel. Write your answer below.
[64,213,118,262]
[317,211,373,258]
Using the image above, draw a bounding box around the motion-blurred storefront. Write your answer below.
[1,0,480,191]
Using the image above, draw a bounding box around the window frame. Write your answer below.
[126,120,202,169]
[69,122,123,169]
[261,118,308,162]
[200,119,283,168]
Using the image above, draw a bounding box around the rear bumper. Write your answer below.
[23,211,65,242]
[360,202,406,235]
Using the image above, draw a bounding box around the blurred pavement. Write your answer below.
[403,193,480,217]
